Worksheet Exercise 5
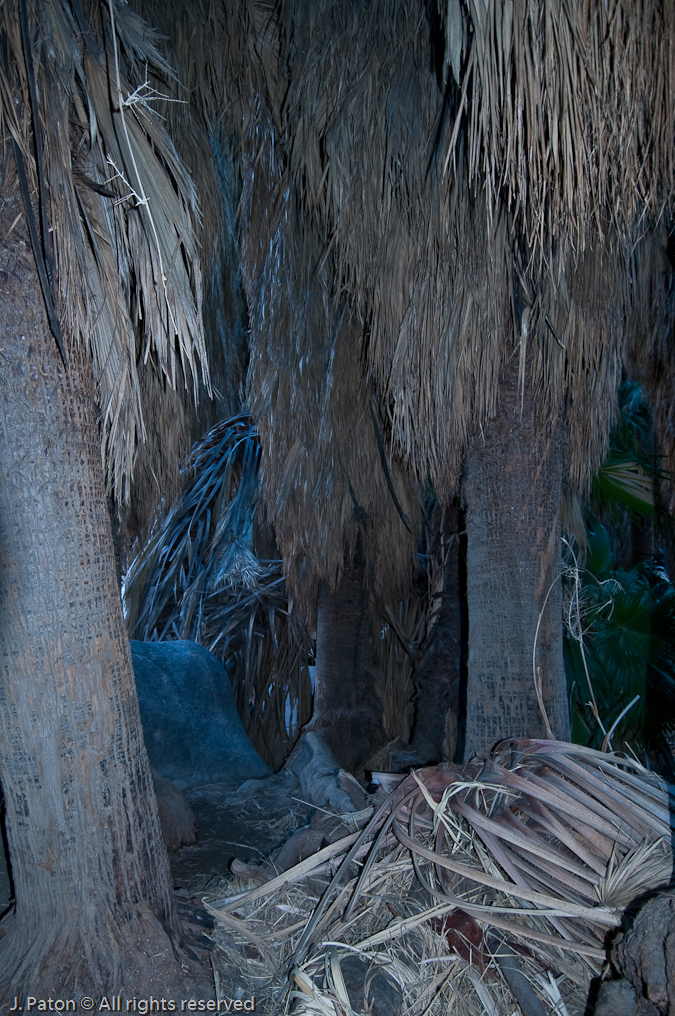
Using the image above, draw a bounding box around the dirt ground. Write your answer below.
[0,769,312,912]
[168,770,314,893]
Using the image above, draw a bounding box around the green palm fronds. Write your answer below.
[565,565,675,767]
[564,382,675,769]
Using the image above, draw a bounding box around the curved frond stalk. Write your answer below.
[207,740,672,1016]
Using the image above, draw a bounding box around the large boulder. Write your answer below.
[131,639,271,789]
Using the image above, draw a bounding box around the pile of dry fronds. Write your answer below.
[205,739,673,1015]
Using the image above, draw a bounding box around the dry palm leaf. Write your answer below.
[123,415,313,770]
[207,739,672,1016]
[0,0,208,503]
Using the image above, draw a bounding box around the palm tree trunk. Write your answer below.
[307,567,385,773]
[463,355,570,759]
[0,170,211,998]
[407,502,464,763]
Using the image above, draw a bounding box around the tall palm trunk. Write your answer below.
[307,566,385,773]
[463,355,570,758]
[0,173,210,997]
[407,502,464,764]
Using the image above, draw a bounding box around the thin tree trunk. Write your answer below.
[0,171,211,998]
[463,355,569,759]
[406,502,463,764]
[307,567,385,773]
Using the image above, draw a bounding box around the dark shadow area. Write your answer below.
[0,781,14,919]
[454,507,468,763]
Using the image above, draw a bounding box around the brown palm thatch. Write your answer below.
[242,180,421,610]
[274,0,675,500]
[139,0,675,617]
[0,0,209,505]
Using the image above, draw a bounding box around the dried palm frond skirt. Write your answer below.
[204,739,674,1015]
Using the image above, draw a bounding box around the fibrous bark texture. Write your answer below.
[0,169,211,999]
[609,891,675,1015]
[463,355,569,759]
[307,568,385,773]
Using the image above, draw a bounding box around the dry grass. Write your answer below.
[205,739,673,1016]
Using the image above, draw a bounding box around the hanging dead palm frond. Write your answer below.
[123,415,313,769]
[239,106,420,612]
[0,0,208,503]
[272,0,675,499]
[123,0,675,612]
[440,0,675,255]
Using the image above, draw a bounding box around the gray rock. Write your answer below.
[131,639,270,789]
[612,891,675,1015]
[593,980,638,1016]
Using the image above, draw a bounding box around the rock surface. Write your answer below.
[593,979,659,1016]
[592,891,675,1016]
[131,639,270,789]
[611,892,675,1015]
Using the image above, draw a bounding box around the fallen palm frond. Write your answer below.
[123,415,313,770]
[206,739,673,1016]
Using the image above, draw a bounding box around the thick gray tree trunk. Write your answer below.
[0,167,211,999]
[463,356,570,759]
[307,567,385,773]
